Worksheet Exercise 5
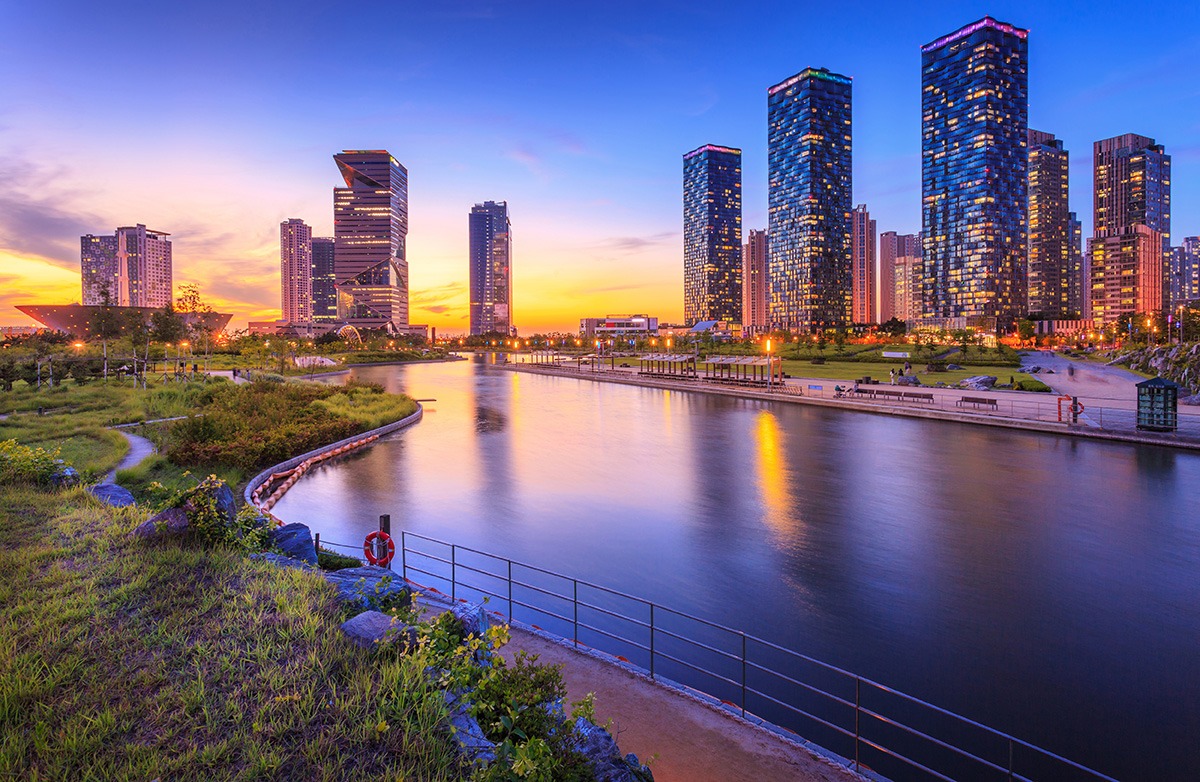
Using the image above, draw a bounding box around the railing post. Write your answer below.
[400,531,406,579]
[313,532,320,554]
[855,676,861,772]
[740,632,747,718]
[573,579,579,646]
[451,545,457,601]
[379,514,391,570]
[649,603,656,679]
[507,559,513,621]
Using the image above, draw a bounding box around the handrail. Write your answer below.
[390,530,1120,782]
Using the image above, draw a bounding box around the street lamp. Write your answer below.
[765,338,773,389]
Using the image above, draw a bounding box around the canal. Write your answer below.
[274,356,1199,780]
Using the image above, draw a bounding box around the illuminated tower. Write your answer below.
[311,237,337,322]
[280,218,312,323]
[851,205,876,323]
[768,67,852,331]
[1027,130,1072,318]
[742,229,768,334]
[683,144,742,325]
[469,200,513,336]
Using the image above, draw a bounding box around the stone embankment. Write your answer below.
[1107,344,1200,398]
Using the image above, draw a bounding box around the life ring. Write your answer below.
[363,530,395,566]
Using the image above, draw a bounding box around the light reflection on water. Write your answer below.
[276,356,1200,780]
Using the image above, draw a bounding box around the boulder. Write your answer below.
[946,363,964,370]
[269,522,318,565]
[250,552,316,571]
[573,717,654,781]
[340,610,419,650]
[895,375,919,386]
[451,601,491,640]
[50,465,80,489]
[131,507,189,539]
[212,481,237,524]
[88,483,136,508]
[1180,394,1200,406]
[444,690,496,765]
[959,375,997,391]
[323,565,411,607]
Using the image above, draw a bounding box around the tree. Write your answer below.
[0,358,19,391]
[176,283,219,372]
[878,318,907,338]
[1016,319,1036,347]
[152,304,187,379]
[89,288,124,382]
[124,309,153,388]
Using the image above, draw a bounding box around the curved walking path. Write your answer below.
[106,430,156,482]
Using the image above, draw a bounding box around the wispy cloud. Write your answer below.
[0,160,103,269]
[595,232,677,253]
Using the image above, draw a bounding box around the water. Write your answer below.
[276,356,1200,780]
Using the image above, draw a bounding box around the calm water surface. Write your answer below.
[275,357,1200,780]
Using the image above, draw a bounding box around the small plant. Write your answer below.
[158,475,271,551]
[0,440,65,486]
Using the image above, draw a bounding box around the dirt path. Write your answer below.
[503,628,863,782]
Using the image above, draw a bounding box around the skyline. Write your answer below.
[2,1,1198,333]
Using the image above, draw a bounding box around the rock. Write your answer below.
[212,481,237,524]
[340,610,419,650]
[1043,368,1055,374]
[269,522,318,565]
[451,601,491,640]
[946,363,964,370]
[1180,394,1200,406]
[49,464,80,489]
[131,507,189,539]
[573,717,654,781]
[895,375,919,386]
[445,690,496,764]
[88,483,136,508]
[959,375,997,391]
[323,565,411,607]
[250,551,316,571]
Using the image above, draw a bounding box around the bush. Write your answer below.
[0,439,64,486]
[1014,379,1053,393]
[156,475,272,552]
[318,547,364,571]
[810,356,826,365]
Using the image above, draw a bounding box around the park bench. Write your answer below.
[875,389,906,401]
[903,392,935,403]
[956,396,999,410]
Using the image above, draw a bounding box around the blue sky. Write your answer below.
[2,0,1198,331]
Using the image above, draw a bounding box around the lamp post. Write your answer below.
[765,338,772,389]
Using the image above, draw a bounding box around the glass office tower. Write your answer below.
[333,150,409,331]
[768,67,852,331]
[921,17,1028,326]
[469,200,513,336]
[683,144,742,325]
[1027,130,1072,318]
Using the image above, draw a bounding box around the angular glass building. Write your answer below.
[333,150,409,331]
[469,201,513,336]
[768,68,852,331]
[683,144,742,326]
[1027,130,1072,318]
[310,237,337,322]
[921,17,1028,326]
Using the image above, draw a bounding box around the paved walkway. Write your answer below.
[105,430,156,482]
[503,628,863,782]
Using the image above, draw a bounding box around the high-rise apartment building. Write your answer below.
[683,144,742,325]
[878,232,920,323]
[851,205,876,323]
[81,224,172,308]
[311,237,337,322]
[1027,130,1074,318]
[469,201,513,336]
[742,229,768,334]
[1088,134,1171,323]
[768,68,852,331]
[1169,238,1200,307]
[921,17,1028,325]
[1068,213,1085,318]
[894,253,923,322]
[333,150,409,330]
[280,218,312,323]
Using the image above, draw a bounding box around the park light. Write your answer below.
[73,341,84,348]
[180,340,189,347]
[765,339,772,353]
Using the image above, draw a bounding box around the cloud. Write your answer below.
[596,232,677,253]
[505,147,548,180]
[424,304,451,314]
[0,160,103,269]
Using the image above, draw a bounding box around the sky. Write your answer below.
[1,0,1198,334]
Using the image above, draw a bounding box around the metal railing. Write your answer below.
[310,529,1121,782]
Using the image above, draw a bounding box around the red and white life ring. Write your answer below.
[363,530,395,567]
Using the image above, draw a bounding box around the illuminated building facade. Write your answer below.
[768,68,852,331]
[1169,237,1200,307]
[879,232,920,322]
[469,200,513,336]
[1027,130,1074,318]
[1088,134,1171,322]
[280,218,312,323]
[683,144,742,326]
[1068,213,1085,318]
[894,251,923,322]
[333,150,409,330]
[311,237,337,322]
[851,205,876,323]
[742,229,768,334]
[921,17,1028,325]
[81,224,172,309]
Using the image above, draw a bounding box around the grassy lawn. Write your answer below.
[0,485,464,781]
[782,359,1037,387]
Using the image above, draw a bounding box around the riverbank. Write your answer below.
[495,361,1200,451]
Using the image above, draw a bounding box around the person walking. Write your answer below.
[890,368,897,385]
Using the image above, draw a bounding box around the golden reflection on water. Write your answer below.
[754,410,794,537]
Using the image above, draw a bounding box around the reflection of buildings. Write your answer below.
[16,304,231,336]
[82,224,172,308]
[768,67,853,331]
[333,150,409,331]
[469,201,513,336]
[683,144,743,326]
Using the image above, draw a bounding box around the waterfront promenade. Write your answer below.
[496,355,1200,450]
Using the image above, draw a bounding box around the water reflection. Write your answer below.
[278,357,1200,780]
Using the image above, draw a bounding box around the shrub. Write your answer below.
[0,439,64,486]
[810,356,826,365]
[1014,379,1053,393]
[158,474,272,552]
[318,547,364,571]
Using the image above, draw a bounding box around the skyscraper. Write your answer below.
[1068,213,1085,318]
[81,224,172,308]
[280,218,312,324]
[333,150,409,331]
[469,201,513,336]
[1170,238,1200,307]
[894,253,923,322]
[851,205,876,323]
[1027,130,1073,318]
[921,17,1028,325]
[683,144,742,325]
[311,237,337,322]
[768,68,852,331]
[878,232,920,323]
[742,229,768,334]
[1087,134,1171,323]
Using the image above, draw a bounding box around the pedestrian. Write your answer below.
[904,360,911,375]
[852,379,860,395]
[890,368,896,385]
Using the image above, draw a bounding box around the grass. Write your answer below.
[0,485,465,781]
[311,387,418,430]
[781,359,1037,387]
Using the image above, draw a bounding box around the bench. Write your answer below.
[875,389,906,401]
[957,396,999,410]
[903,392,935,403]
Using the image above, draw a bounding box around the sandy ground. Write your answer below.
[503,628,864,782]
